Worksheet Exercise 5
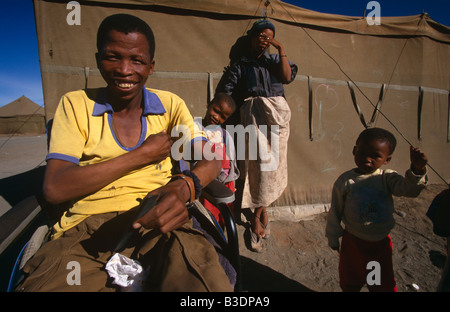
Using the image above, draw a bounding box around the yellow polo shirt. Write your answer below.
[47,87,204,239]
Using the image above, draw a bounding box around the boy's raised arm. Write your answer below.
[410,146,428,175]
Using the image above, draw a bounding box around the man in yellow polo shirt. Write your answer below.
[48,87,203,239]
[17,14,232,292]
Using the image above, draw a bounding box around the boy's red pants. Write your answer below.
[339,230,398,292]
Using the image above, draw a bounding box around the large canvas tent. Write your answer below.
[32,0,450,216]
[0,96,45,135]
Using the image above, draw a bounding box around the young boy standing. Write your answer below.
[326,127,428,292]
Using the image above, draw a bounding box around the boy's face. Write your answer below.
[204,100,234,126]
[97,30,155,104]
[353,139,392,174]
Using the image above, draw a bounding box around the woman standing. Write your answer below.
[216,19,298,252]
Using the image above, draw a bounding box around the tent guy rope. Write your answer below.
[274,1,449,187]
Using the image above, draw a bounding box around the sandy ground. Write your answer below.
[236,183,449,292]
[0,135,448,293]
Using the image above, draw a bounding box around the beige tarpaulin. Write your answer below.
[33,0,450,211]
[0,96,46,134]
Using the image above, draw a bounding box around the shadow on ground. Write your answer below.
[240,256,313,292]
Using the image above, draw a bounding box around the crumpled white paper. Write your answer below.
[105,253,145,289]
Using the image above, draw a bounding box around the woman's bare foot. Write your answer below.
[260,209,270,238]
[251,207,266,238]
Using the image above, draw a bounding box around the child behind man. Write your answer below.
[326,127,428,292]
[196,93,240,226]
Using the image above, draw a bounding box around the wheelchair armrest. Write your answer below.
[0,196,42,255]
[201,180,235,206]
[200,180,241,291]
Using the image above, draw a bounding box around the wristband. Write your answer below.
[170,174,195,204]
[182,170,203,199]
[280,54,287,57]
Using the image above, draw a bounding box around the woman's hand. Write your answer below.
[267,37,283,52]
[266,37,292,83]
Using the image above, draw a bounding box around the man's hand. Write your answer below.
[132,179,191,234]
[139,130,173,164]
[132,140,221,234]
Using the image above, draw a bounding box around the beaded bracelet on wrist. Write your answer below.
[182,170,203,199]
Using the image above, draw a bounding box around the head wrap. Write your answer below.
[247,19,275,37]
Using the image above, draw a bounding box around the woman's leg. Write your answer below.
[251,206,266,238]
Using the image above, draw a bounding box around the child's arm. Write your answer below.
[410,146,428,175]
[325,181,345,251]
[386,146,428,198]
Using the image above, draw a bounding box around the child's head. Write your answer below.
[97,14,155,60]
[204,93,236,126]
[353,127,397,174]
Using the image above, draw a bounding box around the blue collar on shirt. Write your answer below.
[92,87,166,116]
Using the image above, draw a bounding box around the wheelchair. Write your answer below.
[3,171,241,292]
[2,122,241,291]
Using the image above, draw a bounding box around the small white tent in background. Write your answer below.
[0,96,45,135]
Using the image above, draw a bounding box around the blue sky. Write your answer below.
[0,0,448,107]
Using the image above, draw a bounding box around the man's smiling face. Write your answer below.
[97,30,154,105]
